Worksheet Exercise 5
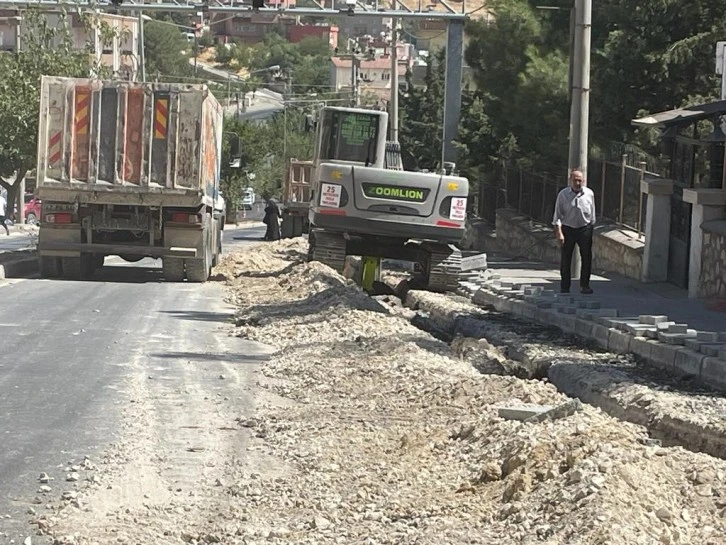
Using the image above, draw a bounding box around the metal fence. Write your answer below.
[477,156,659,234]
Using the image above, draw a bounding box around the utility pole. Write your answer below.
[441,19,464,170]
[566,0,592,281]
[349,55,360,107]
[390,17,399,143]
[138,11,146,82]
[567,0,591,175]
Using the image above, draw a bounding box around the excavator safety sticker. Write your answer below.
[362,183,429,203]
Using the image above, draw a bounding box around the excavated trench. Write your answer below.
[370,272,726,461]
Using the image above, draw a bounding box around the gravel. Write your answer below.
[215,239,726,544]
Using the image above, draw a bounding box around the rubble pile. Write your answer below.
[216,240,726,545]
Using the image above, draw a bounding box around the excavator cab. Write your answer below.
[312,107,387,169]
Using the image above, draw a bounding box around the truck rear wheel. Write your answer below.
[162,258,185,282]
[186,245,211,283]
[39,256,61,278]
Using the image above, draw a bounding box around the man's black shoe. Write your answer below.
[581,287,593,295]
[560,288,570,294]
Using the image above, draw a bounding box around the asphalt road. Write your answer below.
[0,225,270,542]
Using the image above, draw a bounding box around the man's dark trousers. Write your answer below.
[560,224,593,292]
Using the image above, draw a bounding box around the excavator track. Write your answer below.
[422,243,462,292]
[309,229,347,273]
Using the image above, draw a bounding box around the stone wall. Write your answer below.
[494,208,644,281]
[699,220,726,298]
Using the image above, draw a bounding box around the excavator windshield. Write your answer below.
[317,109,381,165]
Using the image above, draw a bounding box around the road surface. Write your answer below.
[0,225,270,543]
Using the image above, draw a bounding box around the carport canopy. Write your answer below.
[632,100,726,128]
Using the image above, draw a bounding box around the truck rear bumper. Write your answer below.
[37,242,197,258]
[310,212,465,244]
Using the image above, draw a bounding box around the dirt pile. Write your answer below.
[216,239,726,545]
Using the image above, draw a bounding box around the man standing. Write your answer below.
[552,169,596,294]
[0,192,9,236]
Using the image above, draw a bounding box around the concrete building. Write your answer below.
[330,55,409,102]
[0,10,139,80]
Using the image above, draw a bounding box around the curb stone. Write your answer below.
[471,286,726,394]
[390,282,726,461]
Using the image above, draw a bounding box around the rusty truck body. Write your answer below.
[35,76,225,281]
[280,158,312,238]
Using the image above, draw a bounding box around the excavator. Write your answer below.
[306,106,469,292]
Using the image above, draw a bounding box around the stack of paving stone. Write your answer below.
[470,278,726,392]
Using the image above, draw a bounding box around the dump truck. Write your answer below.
[35,76,225,281]
[280,158,312,238]
[307,106,469,291]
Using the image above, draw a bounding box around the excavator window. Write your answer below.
[318,109,379,164]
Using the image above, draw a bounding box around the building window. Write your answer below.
[382,72,390,81]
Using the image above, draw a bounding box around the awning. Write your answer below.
[632,100,726,128]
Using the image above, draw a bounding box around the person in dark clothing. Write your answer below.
[263,198,281,241]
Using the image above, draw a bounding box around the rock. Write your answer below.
[38,473,50,484]
[478,461,502,483]
[66,473,80,482]
[24,537,31,545]
[655,508,673,522]
[61,491,78,501]
[568,469,585,484]
[38,486,52,494]
[312,515,331,530]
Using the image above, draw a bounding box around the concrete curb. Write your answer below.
[392,283,726,460]
[471,286,726,393]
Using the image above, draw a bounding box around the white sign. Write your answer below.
[449,197,467,222]
[320,183,342,208]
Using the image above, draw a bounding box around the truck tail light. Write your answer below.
[45,213,73,224]
[171,212,201,224]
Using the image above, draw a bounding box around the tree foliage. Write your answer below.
[220,108,314,206]
[400,0,726,189]
[144,18,192,79]
[215,34,331,93]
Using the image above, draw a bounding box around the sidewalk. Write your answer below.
[464,253,726,391]
[0,225,37,255]
[484,254,726,332]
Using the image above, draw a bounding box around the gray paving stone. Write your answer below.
[658,330,697,345]
[648,342,681,370]
[639,315,669,325]
[696,331,720,342]
[666,324,688,334]
[625,323,657,336]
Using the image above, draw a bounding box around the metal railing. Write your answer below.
[477,156,660,235]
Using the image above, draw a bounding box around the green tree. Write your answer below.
[220,108,314,203]
[144,19,191,79]
[0,8,106,209]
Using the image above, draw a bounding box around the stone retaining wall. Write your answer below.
[494,208,644,281]
[699,220,726,298]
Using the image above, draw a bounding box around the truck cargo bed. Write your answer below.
[36,77,223,207]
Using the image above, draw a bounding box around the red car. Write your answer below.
[24,194,41,225]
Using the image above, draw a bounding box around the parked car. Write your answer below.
[24,194,41,225]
